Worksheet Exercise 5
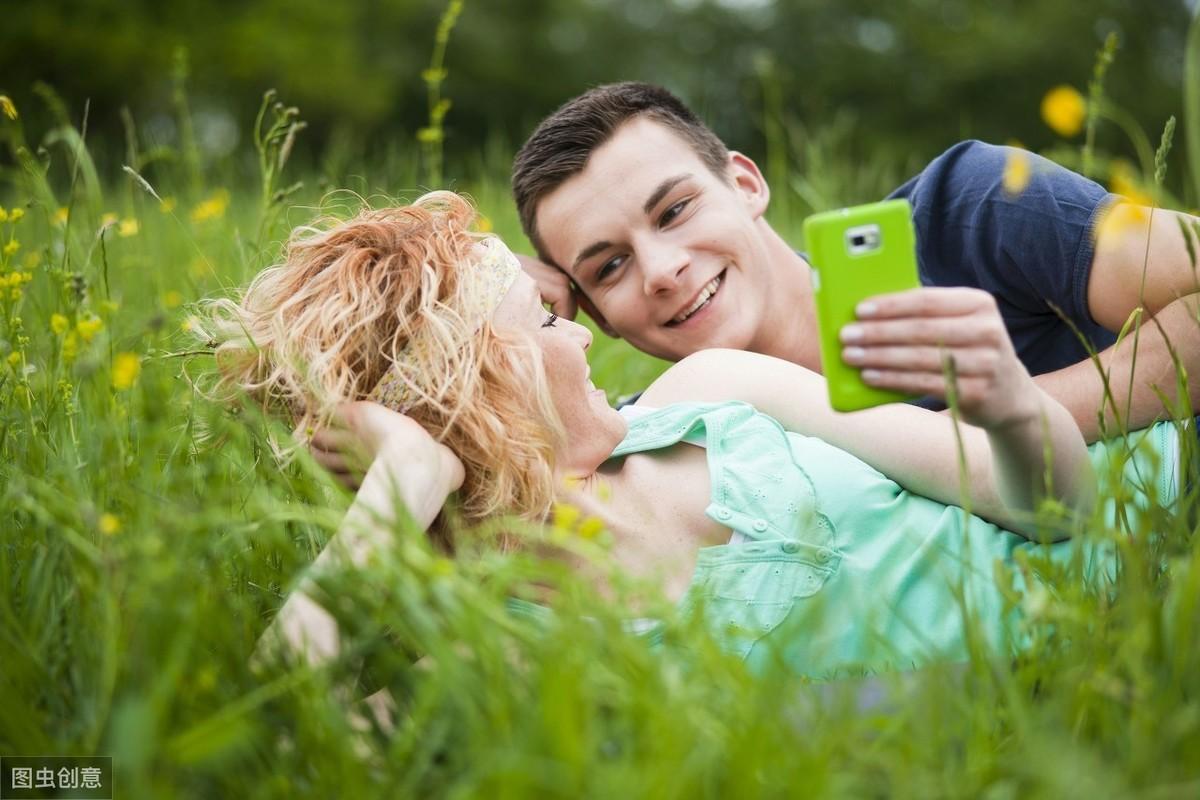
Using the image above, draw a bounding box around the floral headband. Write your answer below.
[365,236,522,412]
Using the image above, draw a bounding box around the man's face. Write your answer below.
[534,117,774,362]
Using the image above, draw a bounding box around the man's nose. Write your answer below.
[638,237,689,295]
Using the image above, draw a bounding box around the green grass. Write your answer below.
[1,68,1200,799]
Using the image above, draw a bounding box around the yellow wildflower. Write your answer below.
[1040,85,1087,138]
[50,313,69,334]
[9,208,24,222]
[4,240,20,256]
[22,252,39,269]
[476,214,493,233]
[164,290,183,308]
[118,218,139,237]
[99,212,118,230]
[1095,201,1151,243]
[1002,149,1031,196]
[112,352,141,391]
[99,513,121,535]
[188,257,214,279]
[52,207,69,227]
[1107,161,1155,207]
[0,95,17,121]
[76,316,104,343]
[552,502,581,530]
[1109,160,1138,196]
[62,333,78,362]
[6,351,21,367]
[180,317,195,333]
[160,196,177,214]
[0,208,6,223]
[9,287,21,301]
[577,516,606,540]
[190,189,230,223]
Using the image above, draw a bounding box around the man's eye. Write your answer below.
[659,199,690,227]
[541,313,558,328]
[596,255,625,281]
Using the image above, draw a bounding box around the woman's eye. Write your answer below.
[659,199,690,227]
[541,313,559,328]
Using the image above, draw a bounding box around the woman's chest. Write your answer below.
[599,445,733,601]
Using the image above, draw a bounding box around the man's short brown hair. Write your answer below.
[512,82,729,264]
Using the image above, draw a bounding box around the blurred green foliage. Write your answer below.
[1,4,1200,796]
[1,0,1195,190]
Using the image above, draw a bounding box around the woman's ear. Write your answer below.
[728,151,771,220]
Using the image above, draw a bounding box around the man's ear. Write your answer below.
[728,151,771,220]
[574,287,621,339]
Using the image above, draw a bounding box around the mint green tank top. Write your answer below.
[604,401,1178,678]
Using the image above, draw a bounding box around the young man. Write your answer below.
[511,82,1200,442]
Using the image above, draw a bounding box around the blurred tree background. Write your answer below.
[0,0,1196,195]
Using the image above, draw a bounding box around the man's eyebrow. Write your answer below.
[643,174,692,216]
[571,240,613,273]
[569,174,694,273]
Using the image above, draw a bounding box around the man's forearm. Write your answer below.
[1034,293,1200,442]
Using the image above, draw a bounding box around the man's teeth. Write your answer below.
[673,276,721,323]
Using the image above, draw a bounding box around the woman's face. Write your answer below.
[490,255,628,476]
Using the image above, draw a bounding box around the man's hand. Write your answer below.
[840,287,1040,430]
[517,253,577,320]
[309,401,464,494]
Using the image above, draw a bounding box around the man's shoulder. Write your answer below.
[887,139,1009,202]
[889,139,1108,210]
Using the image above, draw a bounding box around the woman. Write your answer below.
[204,192,1178,679]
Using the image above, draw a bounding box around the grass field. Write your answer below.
[2,47,1200,798]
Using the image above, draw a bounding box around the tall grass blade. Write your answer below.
[1185,10,1200,205]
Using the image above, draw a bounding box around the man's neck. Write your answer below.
[746,222,822,371]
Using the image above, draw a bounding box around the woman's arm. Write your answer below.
[640,288,1095,539]
[255,404,464,667]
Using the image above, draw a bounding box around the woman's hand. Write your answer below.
[310,401,464,494]
[258,403,464,675]
[840,287,1040,430]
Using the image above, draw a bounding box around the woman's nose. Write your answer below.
[565,317,593,350]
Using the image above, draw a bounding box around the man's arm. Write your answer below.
[1040,204,1200,441]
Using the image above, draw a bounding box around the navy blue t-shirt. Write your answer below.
[888,140,1119,377]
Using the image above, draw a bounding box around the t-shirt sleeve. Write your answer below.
[888,140,1118,327]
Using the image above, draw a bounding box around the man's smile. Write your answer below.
[666,270,725,327]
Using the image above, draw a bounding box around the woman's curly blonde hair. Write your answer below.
[198,191,563,533]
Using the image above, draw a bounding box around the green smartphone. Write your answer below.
[802,198,921,412]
